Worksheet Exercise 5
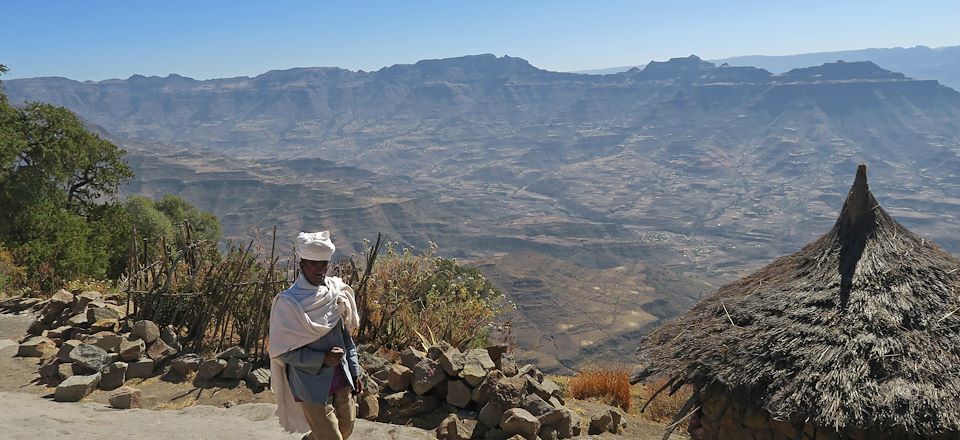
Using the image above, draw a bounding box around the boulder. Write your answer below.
[216,346,247,360]
[496,353,519,377]
[89,318,119,333]
[17,336,57,358]
[66,313,88,328]
[491,376,527,410]
[54,373,101,402]
[436,413,471,440]
[39,358,60,378]
[486,344,509,365]
[588,410,613,435]
[399,347,427,370]
[108,386,142,409]
[82,331,122,352]
[160,325,182,351]
[68,343,110,373]
[478,401,504,428]
[131,320,160,343]
[86,307,120,323]
[125,358,155,378]
[57,339,83,362]
[395,394,438,417]
[72,291,103,313]
[358,394,379,420]
[464,349,496,370]
[170,353,201,376]
[197,358,227,380]
[521,394,560,425]
[221,357,251,380]
[146,338,178,362]
[412,358,447,395]
[45,325,73,340]
[383,390,415,408]
[446,379,472,408]
[47,289,74,315]
[472,369,504,405]
[460,361,487,387]
[500,408,540,440]
[119,336,146,361]
[439,347,465,376]
[387,363,413,392]
[537,425,559,440]
[99,361,127,390]
[246,367,271,391]
[59,362,80,380]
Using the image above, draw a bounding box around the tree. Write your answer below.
[155,194,221,244]
[0,67,133,289]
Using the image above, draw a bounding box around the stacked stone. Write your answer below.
[358,343,606,440]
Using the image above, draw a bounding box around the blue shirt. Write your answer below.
[279,319,360,405]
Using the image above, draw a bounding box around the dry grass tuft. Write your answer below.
[638,376,694,423]
[568,366,631,411]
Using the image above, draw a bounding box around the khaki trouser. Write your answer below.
[301,388,356,440]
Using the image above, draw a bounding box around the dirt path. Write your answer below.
[0,312,682,439]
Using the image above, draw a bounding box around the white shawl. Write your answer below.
[269,274,360,433]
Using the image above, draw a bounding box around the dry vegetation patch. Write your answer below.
[567,366,631,411]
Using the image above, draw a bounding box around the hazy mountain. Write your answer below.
[7,54,960,371]
[575,45,960,90]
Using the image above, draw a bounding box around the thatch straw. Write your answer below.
[635,164,960,435]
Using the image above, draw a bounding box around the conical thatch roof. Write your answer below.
[635,164,960,435]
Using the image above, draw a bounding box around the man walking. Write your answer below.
[269,231,362,439]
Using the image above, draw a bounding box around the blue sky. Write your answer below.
[2,0,958,80]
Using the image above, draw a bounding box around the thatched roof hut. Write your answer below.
[635,165,960,440]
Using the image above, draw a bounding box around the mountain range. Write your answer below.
[6,53,960,372]
[577,45,960,91]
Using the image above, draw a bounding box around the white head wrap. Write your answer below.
[296,231,335,261]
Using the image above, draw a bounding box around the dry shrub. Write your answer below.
[0,246,25,296]
[350,242,504,350]
[638,376,694,423]
[568,366,631,411]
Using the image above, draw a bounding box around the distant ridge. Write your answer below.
[575,45,960,90]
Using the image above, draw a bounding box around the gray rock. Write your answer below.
[221,357,251,380]
[395,394,438,417]
[131,320,160,343]
[47,290,74,315]
[99,362,127,390]
[68,343,110,372]
[483,428,508,440]
[446,379,472,408]
[540,378,562,401]
[125,358,155,378]
[525,376,552,402]
[146,338,178,362]
[464,349,496,371]
[216,346,247,360]
[119,336,146,361]
[57,339,82,362]
[399,347,426,370]
[86,307,120,323]
[54,373,101,402]
[246,367,270,391]
[82,331,122,352]
[197,358,227,380]
[499,408,540,440]
[45,325,72,340]
[18,336,56,357]
[39,358,60,378]
[388,363,413,392]
[609,408,625,434]
[108,386,141,409]
[491,376,526,410]
[411,358,446,395]
[516,365,543,383]
[439,347,465,376]
[171,353,201,376]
